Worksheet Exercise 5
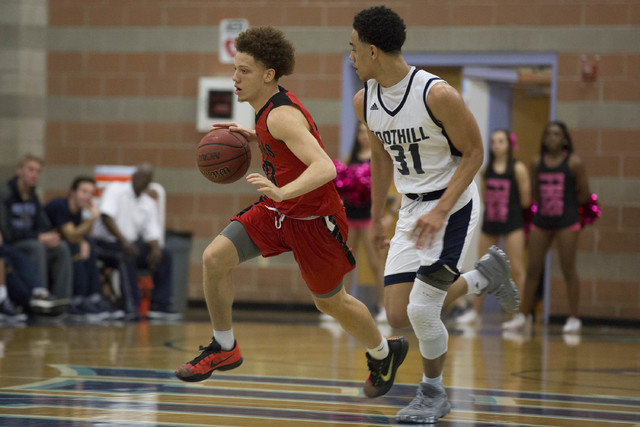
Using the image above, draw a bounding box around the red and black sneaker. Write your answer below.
[363,336,409,398]
[175,338,243,382]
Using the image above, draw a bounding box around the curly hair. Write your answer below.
[353,6,406,53]
[235,26,295,80]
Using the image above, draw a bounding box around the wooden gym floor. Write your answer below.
[0,309,639,426]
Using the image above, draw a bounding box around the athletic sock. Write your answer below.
[213,329,235,351]
[462,270,489,295]
[32,287,48,298]
[422,373,443,387]
[367,337,390,360]
[0,286,7,303]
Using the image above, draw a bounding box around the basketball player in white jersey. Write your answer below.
[350,6,520,424]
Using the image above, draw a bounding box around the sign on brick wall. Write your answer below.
[219,19,249,64]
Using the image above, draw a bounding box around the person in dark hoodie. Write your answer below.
[0,155,72,306]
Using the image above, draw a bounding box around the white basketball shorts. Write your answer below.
[384,182,480,286]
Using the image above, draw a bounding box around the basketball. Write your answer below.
[196,129,251,184]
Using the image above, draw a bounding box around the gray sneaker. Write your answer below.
[396,382,451,424]
[0,298,27,323]
[474,246,520,314]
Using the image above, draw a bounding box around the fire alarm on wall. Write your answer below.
[196,77,253,132]
[581,55,599,82]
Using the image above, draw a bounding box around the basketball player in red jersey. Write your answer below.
[175,26,408,398]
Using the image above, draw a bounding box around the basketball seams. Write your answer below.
[197,129,251,183]
[198,142,246,149]
[227,130,252,158]
[198,152,250,168]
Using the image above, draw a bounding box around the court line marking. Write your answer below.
[45,364,640,409]
[0,399,398,426]
[8,365,640,417]
[4,378,640,424]
[0,414,213,427]
[1,397,637,426]
[46,364,640,401]
[3,365,640,425]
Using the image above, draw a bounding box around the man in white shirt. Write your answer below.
[93,163,178,320]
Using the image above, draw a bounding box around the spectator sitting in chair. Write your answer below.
[45,176,122,322]
[91,163,179,321]
[0,155,73,309]
[1,231,67,320]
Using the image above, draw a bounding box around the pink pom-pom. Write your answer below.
[579,193,601,228]
[332,159,371,207]
[525,194,600,236]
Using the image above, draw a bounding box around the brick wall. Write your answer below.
[554,47,640,318]
[39,0,640,318]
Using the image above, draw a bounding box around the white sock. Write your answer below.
[422,373,443,387]
[213,329,235,350]
[0,286,7,303]
[367,337,390,360]
[461,270,489,295]
[32,287,47,298]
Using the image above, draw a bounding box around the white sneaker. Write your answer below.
[455,309,478,325]
[146,310,182,321]
[562,316,582,333]
[563,333,581,346]
[502,329,531,344]
[502,313,532,330]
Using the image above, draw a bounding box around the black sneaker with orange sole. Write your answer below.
[363,336,409,398]
[175,338,243,382]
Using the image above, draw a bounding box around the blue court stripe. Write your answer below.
[50,365,369,389]
[0,416,190,427]
[1,390,639,424]
[46,365,640,407]
[0,394,395,425]
[7,379,640,422]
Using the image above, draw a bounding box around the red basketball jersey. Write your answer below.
[254,87,344,218]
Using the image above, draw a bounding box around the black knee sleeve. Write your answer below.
[417,264,458,291]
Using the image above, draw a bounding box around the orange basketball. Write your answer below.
[196,129,251,184]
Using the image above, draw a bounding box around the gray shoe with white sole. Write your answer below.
[397,382,451,424]
[475,246,520,313]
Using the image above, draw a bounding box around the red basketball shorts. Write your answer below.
[232,202,355,297]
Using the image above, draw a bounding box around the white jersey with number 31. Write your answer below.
[364,66,462,195]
